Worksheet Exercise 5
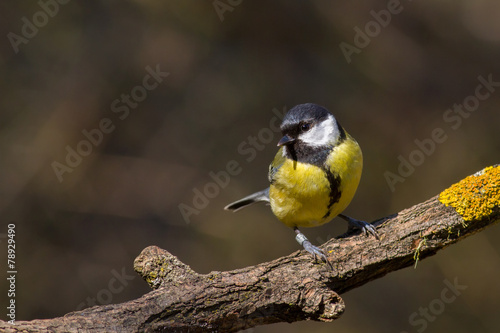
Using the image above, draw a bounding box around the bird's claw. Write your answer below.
[360,222,380,240]
[303,240,333,269]
[295,228,332,268]
[302,240,327,262]
[340,214,380,240]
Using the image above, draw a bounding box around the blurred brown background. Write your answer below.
[1,1,499,332]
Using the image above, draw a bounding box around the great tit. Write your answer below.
[225,103,379,263]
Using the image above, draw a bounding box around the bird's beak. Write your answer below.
[277,135,295,146]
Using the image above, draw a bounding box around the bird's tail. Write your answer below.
[224,188,270,212]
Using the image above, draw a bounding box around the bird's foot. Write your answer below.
[294,228,332,268]
[339,214,380,240]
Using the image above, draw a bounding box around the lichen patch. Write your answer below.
[439,165,500,221]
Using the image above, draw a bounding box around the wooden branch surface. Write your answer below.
[2,166,499,333]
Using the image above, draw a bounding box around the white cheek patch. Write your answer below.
[299,116,339,147]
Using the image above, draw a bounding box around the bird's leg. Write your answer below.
[294,227,329,264]
[338,214,380,240]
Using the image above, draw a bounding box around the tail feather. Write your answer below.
[224,188,270,212]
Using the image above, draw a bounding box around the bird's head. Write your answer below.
[278,103,345,161]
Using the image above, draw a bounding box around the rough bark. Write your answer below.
[2,166,499,333]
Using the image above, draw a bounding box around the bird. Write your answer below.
[224,103,379,263]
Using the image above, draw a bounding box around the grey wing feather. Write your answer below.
[268,147,286,183]
[224,188,270,212]
[268,164,279,183]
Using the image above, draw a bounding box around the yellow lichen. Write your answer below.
[146,272,157,283]
[439,165,500,221]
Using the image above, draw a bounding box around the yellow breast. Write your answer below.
[269,135,362,228]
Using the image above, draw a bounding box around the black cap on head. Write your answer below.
[281,103,332,131]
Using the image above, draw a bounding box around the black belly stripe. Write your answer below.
[322,169,342,219]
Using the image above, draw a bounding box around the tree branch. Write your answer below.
[2,166,499,332]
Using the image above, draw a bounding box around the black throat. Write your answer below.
[282,119,346,168]
[284,143,332,168]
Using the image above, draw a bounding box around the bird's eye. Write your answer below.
[300,123,311,132]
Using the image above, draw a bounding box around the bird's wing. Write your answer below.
[268,146,286,183]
